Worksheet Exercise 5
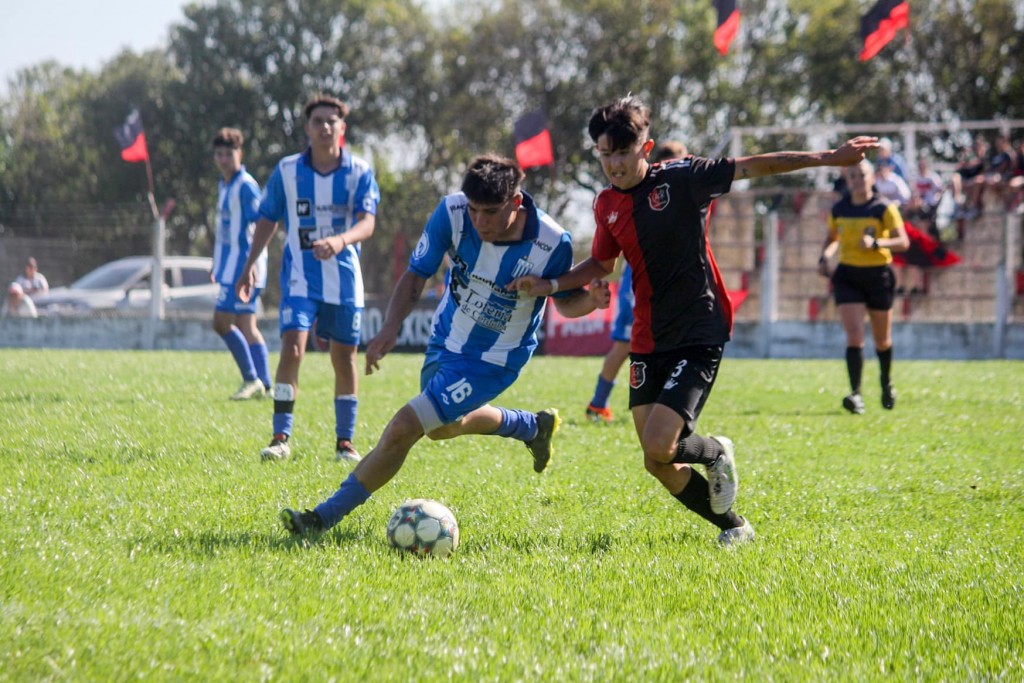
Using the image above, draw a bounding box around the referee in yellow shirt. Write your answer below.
[819,159,909,414]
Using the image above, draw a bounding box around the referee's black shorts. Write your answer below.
[831,263,896,311]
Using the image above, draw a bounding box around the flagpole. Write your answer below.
[144,149,164,325]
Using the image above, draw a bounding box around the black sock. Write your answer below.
[672,433,723,466]
[672,470,742,530]
[877,347,893,387]
[845,346,863,394]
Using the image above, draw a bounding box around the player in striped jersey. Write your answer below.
[279,155,602,536]
[237,95,380,464]
[211,128,272,401]
[513,96,878,546]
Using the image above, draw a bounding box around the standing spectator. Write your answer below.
[911,157,945,223]
[584,140,688,424]
[279,154,600,536]
[818,159,909,414]
[237,94,380,464]
[210,127,272,401]
[514,95,877,546]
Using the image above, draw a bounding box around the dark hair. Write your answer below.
[212,127,244,149]
[651,140,688,163]
[303,94,350,120]
[587,95,650,149]
[461,154,525,204]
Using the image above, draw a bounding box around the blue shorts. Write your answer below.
[216,284,261,314]
[611,265,634,343]
[279,295,362,345]
[408,346,520,433]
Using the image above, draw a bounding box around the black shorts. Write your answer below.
[832,263,895,311]
[629,345,723,431]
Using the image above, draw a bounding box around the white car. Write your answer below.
[31,256,244,316]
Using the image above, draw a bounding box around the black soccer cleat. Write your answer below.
[280,508,324,535]
[882,384,896,410]
[842,393,865,415]
[525,408,561,473]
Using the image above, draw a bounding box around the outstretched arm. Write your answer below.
[510,256,616,297]
[365,269,428,375]
[734,136,879,181]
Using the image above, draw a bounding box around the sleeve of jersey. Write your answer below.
[241,179,262,225]
[543,233,577,299]
[356,169,380,216]
[882,203,904,235]
[686,157,736,206]
[257,166,285,222]
[591,195,620,262]
[408,200,452,279]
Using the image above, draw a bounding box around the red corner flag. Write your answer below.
[859,0,909,61]
[114,109,149,163]
[713,0,740,55]
[513,110,554,169]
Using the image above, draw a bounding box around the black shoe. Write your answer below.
[882,384,896,410]
[525,408,561,473]
[280,508,324,535]
[842,393,865,415]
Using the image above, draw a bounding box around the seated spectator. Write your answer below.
[877,137,909,179]
[1009,138,1024,211]
[909,157,946,234]
[985,134,1016,207]
[875,159,911,207]
[953,136,988,218]
[3,257,47,318]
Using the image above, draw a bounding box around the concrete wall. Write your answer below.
[2,315,1022,360]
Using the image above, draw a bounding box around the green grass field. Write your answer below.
[1,349,1021,681]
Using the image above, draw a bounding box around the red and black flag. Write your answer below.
[712,0,740,55]
[859,0,909,61]
[513,109,554,169]
[114,108,149,163]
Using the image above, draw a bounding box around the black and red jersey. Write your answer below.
[592,156,736,354]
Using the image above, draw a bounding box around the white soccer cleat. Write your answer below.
[260,436,291,461]
[335,439,361,464]
[707,435,738,514]
[717,518,755,547]
[231,379,266,401]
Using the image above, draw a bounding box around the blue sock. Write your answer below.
[250,343,272,388]
[272,412,293,438]
[335,395,358,441]
[221,329,257,381]
[494,408,538,442]
[315,472,371,529]
[591,376,615,409]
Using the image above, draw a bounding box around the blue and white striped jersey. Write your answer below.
[258,148,380,305]
[213,166,266,287]
[409,191,574,372]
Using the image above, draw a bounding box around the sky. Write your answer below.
[0,0,193,87]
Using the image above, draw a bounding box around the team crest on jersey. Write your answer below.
[607,211,618,224]
[413,233,430,260]
[648,184,670,211]
[296,199,312,216]
[511,257,534,280]
[630,361,647,389]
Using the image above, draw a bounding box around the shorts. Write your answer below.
[629,345,723,433]
[611,266,634,343]
[832,263,895,311]
[408,347,520,433]
[279,295,362,345]
[216,284,261,314]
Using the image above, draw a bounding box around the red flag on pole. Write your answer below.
[712,0,740,55]
[513,110,554,169]
[114,109,149,163]
[859,0,909,61]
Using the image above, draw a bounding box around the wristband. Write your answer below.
[871,238,879,250]
[548,278,559,294]
[340,235,348,250]
[818,255,827,264]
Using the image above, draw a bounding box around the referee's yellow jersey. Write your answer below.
[827,195,903,267]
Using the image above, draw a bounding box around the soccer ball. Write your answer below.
[386,499,460,557]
